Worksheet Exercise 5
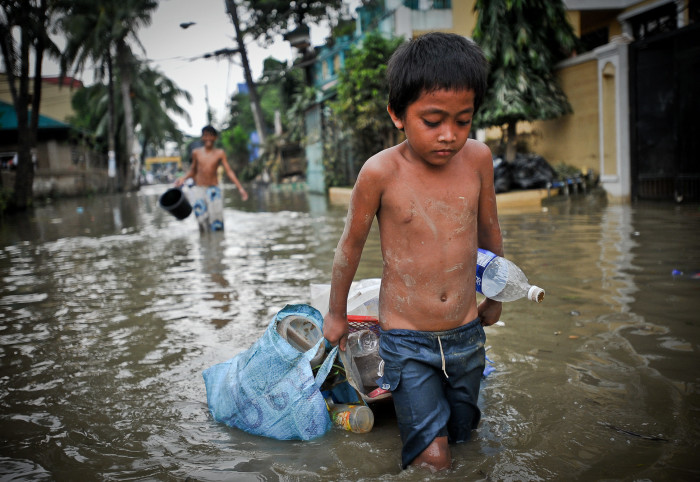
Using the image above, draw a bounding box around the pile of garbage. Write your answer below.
[493,153,598,195]
[203,279,498,441]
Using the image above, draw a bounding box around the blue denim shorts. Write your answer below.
[378,318,486,469]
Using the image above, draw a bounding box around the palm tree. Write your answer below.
[112,0,158,188]
[59,0,157,190]
[59,0,119,187]
[0,0,61,211]
[131,62,192,166]
[70,64,192,170]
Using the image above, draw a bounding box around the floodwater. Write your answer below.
[0,184,698,481]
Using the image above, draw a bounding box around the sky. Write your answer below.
[46,0,333,137]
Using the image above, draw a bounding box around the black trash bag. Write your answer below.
[509,153,558,190]
[492,157,512,193]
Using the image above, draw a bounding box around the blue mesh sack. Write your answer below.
[202,304,339,441]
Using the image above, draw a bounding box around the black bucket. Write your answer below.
[159,188,192,220]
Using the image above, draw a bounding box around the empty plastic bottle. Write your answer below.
[476,249,545,303]
[325,398,374,433]
[346,330,383,390]
[347,329,379,354]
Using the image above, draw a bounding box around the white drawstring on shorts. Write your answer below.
[438,336,449,379]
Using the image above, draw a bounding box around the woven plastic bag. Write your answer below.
[202,304,339,441]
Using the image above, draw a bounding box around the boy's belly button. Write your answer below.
[440,293,447,302]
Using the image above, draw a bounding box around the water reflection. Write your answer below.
[0,186,698,480]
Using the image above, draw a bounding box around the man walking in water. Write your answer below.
[175,125,248,231]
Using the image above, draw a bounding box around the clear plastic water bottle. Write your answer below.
[347,329,378,354]
[325,398,374,433]
[476,249,545,303]
[346,330,383,390]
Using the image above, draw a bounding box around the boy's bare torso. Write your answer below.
[372,140,488,332]
[192,147,225,186]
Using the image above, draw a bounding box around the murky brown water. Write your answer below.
[1,184,698,481]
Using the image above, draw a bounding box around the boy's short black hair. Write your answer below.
[202,125,218,137]
[387,32,489,120]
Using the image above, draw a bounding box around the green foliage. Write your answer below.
[69,85,109,150]
[322,112,351,188]
[68,63,191,157]
[331,18,356,39]
[259,83,284,129]
[131,63,192,149]
[328,31,404,185]
[223,56,309,182]
[226,57,302,138]
[473,0,580,129]
[240,0,344,45]
[552,162,582,180]
[286,87,317,144]
[228,93,256,134]
[0,187,12,215]
[220,124,251,175]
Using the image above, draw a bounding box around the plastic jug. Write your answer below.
[276,315,326,368]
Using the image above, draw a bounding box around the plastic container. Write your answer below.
[309,278,381,319]
[326,398,374,433]
[476,249,545,302]
[159,187,192,220]
[347,329,379,354]
[276,315,326,368]
[346,329,383,390]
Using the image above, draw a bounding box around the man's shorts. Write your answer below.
[188,185,224,231]
[377,318,486,469]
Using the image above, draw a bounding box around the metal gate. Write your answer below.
[629,23,700,202]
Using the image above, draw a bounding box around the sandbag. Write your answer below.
[202,304,339,441]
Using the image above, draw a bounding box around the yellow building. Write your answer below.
[0,74,81,123]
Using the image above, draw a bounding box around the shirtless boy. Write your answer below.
[322,33,503,471]
[175,125,248,231]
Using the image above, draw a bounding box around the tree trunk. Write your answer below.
[504,122,518,162]
[224,0,266,147]
[11,8,37,210]
[117,41,139,191]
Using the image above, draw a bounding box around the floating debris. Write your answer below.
[598,421,669,442]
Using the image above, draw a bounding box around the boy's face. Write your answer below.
[202,131,217,147]
[388,88,475,167]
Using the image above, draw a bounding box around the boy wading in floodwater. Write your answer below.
[175,125,248,231]
[322,33,503,471]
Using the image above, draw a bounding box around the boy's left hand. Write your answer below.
[323,312,349,351]
[478,298,502,326]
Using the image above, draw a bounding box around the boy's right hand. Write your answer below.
[323,312,349,351]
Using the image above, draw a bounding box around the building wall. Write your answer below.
[530,57,600,172]
[35,84,77,123]
[2,169,112,198]
[0,74,78,123]
[404,0,477,38]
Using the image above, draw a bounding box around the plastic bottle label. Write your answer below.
[332,410,352,431]
[476,249,497,295]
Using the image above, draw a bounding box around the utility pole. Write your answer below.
[224,0,266,146]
